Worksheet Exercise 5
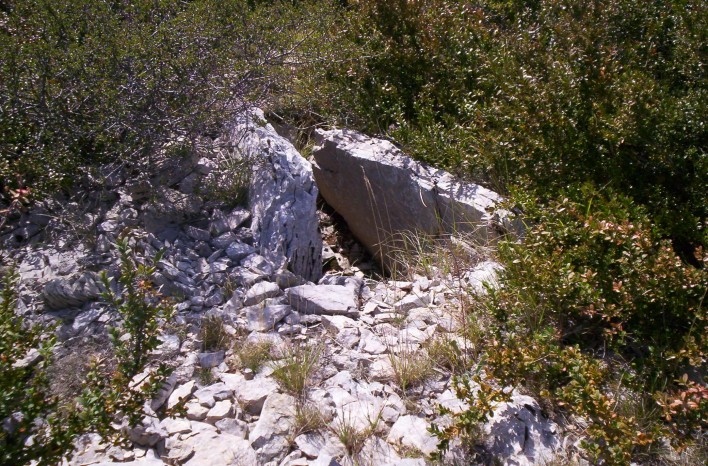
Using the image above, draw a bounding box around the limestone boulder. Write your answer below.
[222,373,278,415]
[127,415,167,447]
[484,394,560,465]
[229,109,322,282]
[312,129,518,270]
[42,273,101,310]
[249,392,296,463]
[387,415,438,456]
[179,424,258,466]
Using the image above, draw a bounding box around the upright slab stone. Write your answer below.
[229,109,322,282]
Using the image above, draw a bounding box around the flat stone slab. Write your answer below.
[287,284,359,318]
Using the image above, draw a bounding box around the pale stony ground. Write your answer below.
[1,111,571,466]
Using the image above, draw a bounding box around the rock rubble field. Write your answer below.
[1,110,566,466]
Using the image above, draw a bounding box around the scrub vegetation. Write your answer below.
[0,1,705,464]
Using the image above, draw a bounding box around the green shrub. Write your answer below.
[0,267,76,465]
[0,237,175,464]
[308,0,707,251]
[493,187,705,365]
[99,238,174,379]
[430,371,509,460]
[0,0,342,201]
[435,187,706,464]
[87,236,175,438]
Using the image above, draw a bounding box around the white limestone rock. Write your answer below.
[185,401,209,421]
[249,393,297,463]
[243,281,282,306]
[358,329,387,355]
[211,231,239,250]
[42,273,101,310]
[222,373,278,415]
[193,382,232,408]
[232,109,322,282]
[210,208,250,235]
[287,284,359,318]
[214,418,249,439]
[484,394,560,465]
[387,415,438,456]
[160,417,192,436]
[197,351,225,369]
[185,225,211,242]
[245,304,291,332]
[358,437,402,466]
[320,315,358,333]
[167,380,196,410]
[369,357,395,382]
[225,242,256,262]
[180,425,258,466]
[313,128,516,271]
[393,293,431,313]
[127,415,167,448]
[206,399,233,424]
[294,432,345,459]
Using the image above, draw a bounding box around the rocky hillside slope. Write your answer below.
[1,110,570,466]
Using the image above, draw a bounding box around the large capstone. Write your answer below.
[312,129,519,271]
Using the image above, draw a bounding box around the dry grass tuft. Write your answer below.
[388,344,435,394]
[232,339,273,374]
[270,343,323,399]
[198,315,231,352]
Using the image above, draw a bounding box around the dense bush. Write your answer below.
[1,0,705,463]
[307,0,706,253]
[495,188,705,360]
[435,188,706,464]
[0,0,340,200]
